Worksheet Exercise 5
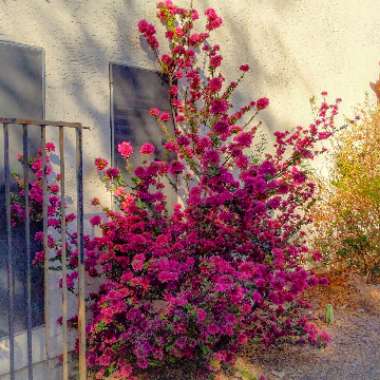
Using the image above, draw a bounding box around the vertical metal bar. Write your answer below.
[59,127,69,380]
[41,125,51,380]
[23,125,33,380]
[109,65,115,210]
[76,127,87,380]
[4,123,15,380]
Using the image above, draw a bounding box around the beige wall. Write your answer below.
[0,1,379,377]
[0,0,379,206]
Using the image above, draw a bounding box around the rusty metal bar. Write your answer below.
[59,126,69,380]
[76,127,87,380]
[4,123,15,380]
[0,118,90,130]
[23,125,33,380]
[41,125,51,380]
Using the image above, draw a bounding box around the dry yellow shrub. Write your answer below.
[312,103,380,280]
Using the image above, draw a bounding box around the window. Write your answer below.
[0,41,45,337]
[110,63,176,205]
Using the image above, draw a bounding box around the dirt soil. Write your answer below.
[250,309,380,380]
[244,275,380,380]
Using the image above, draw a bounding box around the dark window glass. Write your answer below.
[0,41,44,337]
[110,64,176,206]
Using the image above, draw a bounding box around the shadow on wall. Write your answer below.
[218,0,316,136]
[0,0,322,164]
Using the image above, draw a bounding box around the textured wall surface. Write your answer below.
[0,0,379,206]
[0,0,379,376]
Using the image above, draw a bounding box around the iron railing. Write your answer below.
[1,118,89,380]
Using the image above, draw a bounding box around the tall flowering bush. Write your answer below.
[11,1,341,379]
[83,2,338,378]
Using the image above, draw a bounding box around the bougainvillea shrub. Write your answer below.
[312,102,380,281]
[12,1,342,379]
[85,2,339,378]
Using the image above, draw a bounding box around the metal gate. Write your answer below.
[1,118,89,380]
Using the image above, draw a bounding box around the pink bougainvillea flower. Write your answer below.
[188,33,202,46]
[159,111,170,122]
[139,143,155,155]
[158,271,179,282]
[175,114,185,123]
[121,193,135,211]
[210,99,228,114]
[138,19,159,49]
[164,141,178,153]
[49,183,59,194]
[169,85,178,96]
[291,166,306,184]
[132,253,145,271]
[256,97,270,110]
[65,213,76,223]
[117,141,134,159]
[137,19,150,33]
[191,9,199,20]
[213,120,229,134]
[45,142,56,152]
[234,131,252,147]
[168,160,184,175]
[210,55,223,68]
[205,8,223,30]
[105,167,120,179]
[208,77,223,92]
[90,215,101,226]
[95,158,108,171]
[33,250,44,265]
[149,107,160,117]
[175,27,184,37]
[114,187,126,197]
[91,197,100,206]
[240,64,250,72]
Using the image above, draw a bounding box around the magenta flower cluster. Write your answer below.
[11,2,341,379]
[84,2,339,378]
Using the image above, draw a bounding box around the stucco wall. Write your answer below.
[0,0,379,377]
[0,0,379,207]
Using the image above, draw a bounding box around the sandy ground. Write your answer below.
[244,278,380,380]
[251,309,380,380]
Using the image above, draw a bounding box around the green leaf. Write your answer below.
[325,304,334,325]
[95,320,107,333]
